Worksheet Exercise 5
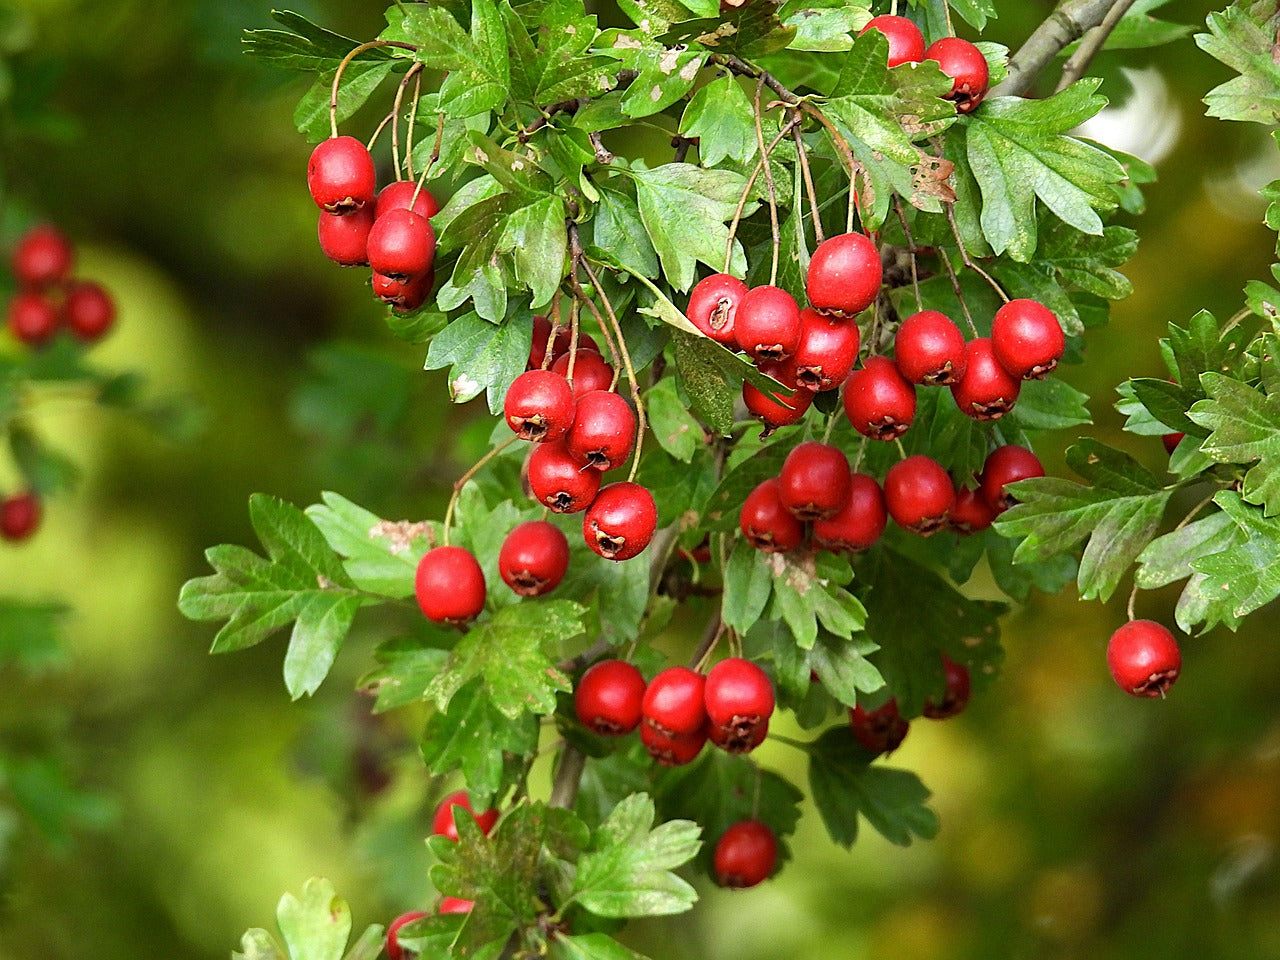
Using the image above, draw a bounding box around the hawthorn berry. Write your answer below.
[63,281,117,342]
[574,659,646,735]
[317,206,375,267]
[843,355,917,440]
[1162,432,1185,455]
[806,232,883,318]
[498,521,570,596]
[704,657,774,753]
[713,820,777,888]
[642,666,707,737]
[0,492,41,542]
[7,291,60,346]
[792,307,861,391]
[551,349,614,398]
[950,337,1020,420]
[894,310,968,385]
[527,440,601,513]
[709,718,769,753]
[925,37,990,114]
[639,721,707,766]
[529,314,598,369]
[376,269,434,312]
[742,358,814,433]
[779,441,852,521]
[860,15,926,67]
[367,208,436,281]
[439,897,473,915]
[375,180,440,220]
[1107,620,1181,698]
[991,298,1064,380]
[431,789,499,841]
[849,700,909,755]
[686,272,747,345]
[583,481,657,561]
[386,911,429,960]
[979,444,1045,513]
[306,135,377,214]
[740,477,805,553]
[923,656,972,719]
[884,455,955,535]
[948,486,996,534]
[734,285,801,362]
[504,369,576,442]
[414,546,486,626]
[812,473,887,553]
[565,390,636,471]
[12,224,73,288]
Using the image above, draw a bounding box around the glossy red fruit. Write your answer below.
[63,281,117,342]
[432,789,500,841]
[687,273,748,346]
[583,481,657,561]
[438,897,473,915]
[991,299,1065,380]
[575,659,646,735]
[528,440,601,513]
[812,473,886,552]
[714,820,777,888]
[743,358,814,433]
[565,390,636,471]
[415,546,486,625]
[779,441,852,521]
[850,700,909,754]
[948,486,996,534]
[375,180,440,220]
[884,455,955,535]
[1107,620,1181,698]
[640,722,707,766]
[705,658,774,753]
[11,225,73,288]
[504,369,576,442]
[861,15,926,66]
[923,656,972,719]
[740,478,806,553]
[844,355,917,440]
[372,269,434,312]
[551,349,614,398]
[642,666,707,737]
[894,310,967,385]
[529,315,599,369]
[317,206,375,267]
[1162,432,1185,454]
[734,285,801,362]
[792,308,861,391]
[951,338,1020,420]
[367,209,436,281]
[7,291,60,345]
[307,136,377,214]
[386,911,430,960]
[807,233,882,318]
[0,492,41,541]
[498,521,570,596]
[924,37,990,114]
[979,444,1045,513]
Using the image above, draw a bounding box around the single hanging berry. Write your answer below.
[778,441,852,521]
[564,390,636,471]
[386,912,430,960]
[414,545,486,626]
[0,492,41,541]
[979,444,1045,513]
[574,659,646,735]
[529,314,599,369]
[951,338,1020,420]
[583,481,657,561]
[640,722,708,766]
[551,349,614,398]
[498,521,570,596]
[714,820,778,888]
[893,310,968,385]
[948,486,996,534]
[642,666,707,737]
[367,208,436,281]
[1107,620,1181,698]
[431,789,500,841]
[317,206,375,267]
[925,37,990,114]
[792,307,861,392]
[812,473,887,553]
[807,232,883,318]
[63,281,117,342]
[740,478,805,553]
[307,135,377,214]
[7,291,60,346]
[922,656,972,719]
[704,658,774,753]
[734,285,802,362]
[527,440,601,513]
[375,180,440,220]
[991,298,1065,380]
[12,224,73,288]
[843,356,917,440]
[860,15,925,67]
[850,700,909,755]
[884,455,954,535]
[686,272,748,346]
[504,369,576,442]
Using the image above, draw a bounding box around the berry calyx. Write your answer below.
[367,208,436,281]
[860,15,926,67]
[709,717,769,753]
[317,206,375,267]
[893,310,968,385]
[948,486,996,534]
[306,136,377,214]
[414,546,486,626]
[642,665,707,737]
[991,298,1064,380]
[740,478,805,553]
[704,657,774,753]
[431,789,499,841]
[924,37,990,114]
[743,358,814,433]
[922,656,972,719]
[812,473,887,552]
[374,269,434,313]
[0,492,41,542]
[979,444,1045,513]
[884,455,955,535]
[564,390,636,471]
[574,659,646,735]
[504,369,576,443]
[386,911,429,960]
[734,285,801,362]
[498,521,570,597]
[7,291,60,346]
[713,820,777,888]
[778,441,852,521]
[551,349,615,398]
[792,307,861,392]
[375,180,440,221]
[849,700,909,755]
[639,722,707,766]
[527,440,601,513]
[686,273,748,345]
[950,337,1020,420]
[11,225,73,288]
[1107,620,1181,698]
[843,355,917,440]
[583,481,658,561]
[806,232,883,318]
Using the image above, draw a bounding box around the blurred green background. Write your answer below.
[0,1,1278,958]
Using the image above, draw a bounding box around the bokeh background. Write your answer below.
[0,1,1277,958]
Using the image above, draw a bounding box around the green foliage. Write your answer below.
[233,878,383,960]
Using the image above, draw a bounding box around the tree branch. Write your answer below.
[991,0,1134,99]
[1054,0,1140,93]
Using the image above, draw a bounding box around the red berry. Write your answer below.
[713,820,777,888]
[924,37,990,114]
[734,285,801,362]
[372,270,433,311]
[743,358,814,433]
[0,492,41,542]
[709,717,769,753]
[894,310,967,385]
[307,136,377,214]
[812,473,886,552]
[704,658,774,753]
[551,349,614,399]
[415,546,486,625]
[1162,432,1185,454]
[861,15,926,66]
[63,282,117,342]
[7,291,60,345]
[565,390,636,471]
[991,299,1064,380]
[386,911,429,960]
[884,455,954,535]
[948,486,996,534]
[317,206,375,267]
[639,722,707,766]
[950,338,1020,420]
[504,369,576,443]
[739,478,805,553]
[367,208,436,282]
[575,659,646,735]
[528,440,601,513]
[979,444,1045,513]
[922,656,971,719]
[1107,620,1181,698]
[686,273,747,346]
[498,521,569,597]
[843,355,917,440]
[529,315,599,369]
[849,700,909,754]
[438,897,473,915]
[792,308,860,392]
[431,789,499,841]
[779,441,852,521]
[806,233,882,318]
[583,481,657,561]
[11,225,73,288]
[375,180,440,221]
[642,666,707,737]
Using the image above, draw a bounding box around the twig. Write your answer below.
[1055,0,1139,92]
[671,134,693,163]
[548,745,586,809]
[992,0,1137,99]
[792,119,824,246]
[892,198,923,312]
[753,77,783,287]
[945,203,1008,303]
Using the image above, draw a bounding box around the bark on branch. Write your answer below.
[992,0,1135,99]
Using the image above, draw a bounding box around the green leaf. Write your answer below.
[670,329,784,435]
[552,934,650,960]
[178,495,366,699]
[359,637,451,712]
[0,600,67,672]
[233,930,285,960]
[646,377,703,462]
[592,184,659,278]
[1125,377,1200,435]
[1076,0,1189,50]
[1165,309,1247,400]
[1135,510,1236,590]
[808,630,884,707]
[306,492,435,598]
[1196,2,1280,123]
[8,425,79,495]
[243,11,390,71]
[703,441,791,529]
[767,551,866,650]
[503,5,614,104]
[1009,375,1092,431]
[1188,372,1280,516]
[594,30,705,120]
[385,0,510,117]
[277,878,353,960]
[782,4,866,52]
[1189,490,1280,630]
[498,194,567,308]
[945,0,998,30]
[722,540,774,635]
[421,680,539,799]
[678,75,758,167]
[293,60,394,142]
[424,312,532,414]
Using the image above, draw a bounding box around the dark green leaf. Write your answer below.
[1196,2,1280,124]
[1189,490,1280,630]
[293,60,394,142]
[721,539,773,635]
[809,630,884,707]
[678,75,757,167]
[243,11,390,71]
[591,184,659,278]
[647,378,704,462]
[1188,372,1280,515]
[1009,375,1092,431]
[421,680,539,799]
[552,933,651,960]
[424,312,532,413]
[767,550,866,649]
[359,637,451,713]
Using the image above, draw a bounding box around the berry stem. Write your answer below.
[752,77,783,288]
[404,69,423,179]
[329,40,416,139]
[564,296,581,385]
[893,198,924,312]
[410,114,447,210]
[945,203,1008,303]
[723,115,800,275]
[822,411,838,443]
[938,247,981,337]
[441,434,521,546]
[366,111,395,152]
[689,611,725,672]
[1173,489,1219,532]
[792,120,825,245]
[1125,580,1138,622]
[390,63,423,180]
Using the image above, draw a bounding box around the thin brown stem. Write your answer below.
[893,198,923,312]
[723,117,800,274]
[945,203,1008,303]
[410,113,446,208]
[753,78,783,287]
[330,41,416,139]
[939,250,980,337]
[792,120,824,245]
[1126,580,1138,622]
[689,611,725,672]
[405,69,423,179]
[442,434,521,545]
[390,63,422,179]
[366,111,394,152]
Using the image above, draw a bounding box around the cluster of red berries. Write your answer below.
[6,224,117,347]
[307,135,438,312]
[850,655,972,755]
[861,16,990,113]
